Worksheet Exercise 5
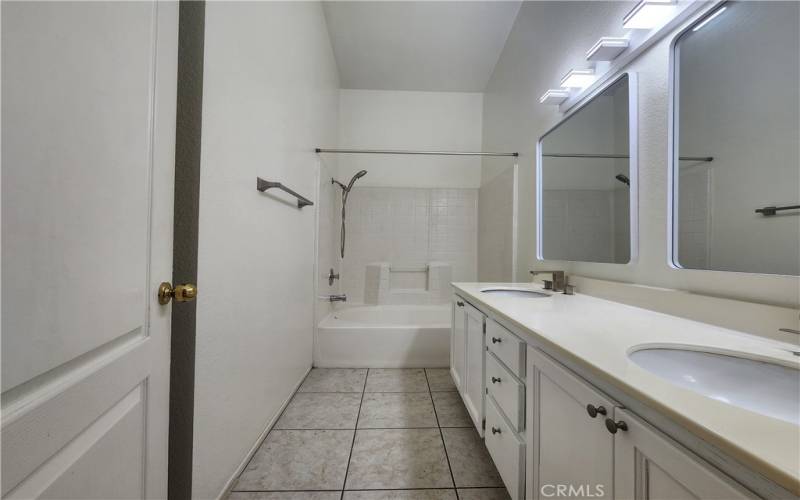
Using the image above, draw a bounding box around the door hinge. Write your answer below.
[482,418,486,430]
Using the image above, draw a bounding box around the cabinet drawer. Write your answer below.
[485,396,525,500]
[486,352,524,432]
[486,318,525,378]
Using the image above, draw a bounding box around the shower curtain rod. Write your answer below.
[316,148,519,157]
[542,152,714,162]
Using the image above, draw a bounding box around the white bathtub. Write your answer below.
[315,304,451,368]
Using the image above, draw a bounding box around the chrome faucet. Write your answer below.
[325,294,347,302]
[530,270,567,293]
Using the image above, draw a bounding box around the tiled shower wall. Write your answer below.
[339,187,478,304]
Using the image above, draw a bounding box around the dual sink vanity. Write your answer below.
[450,282,800,500]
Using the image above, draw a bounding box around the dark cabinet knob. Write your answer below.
[456,301,464,307]
[491,337,502,344]
[491,377,501,384]
[491,427,501,435]
[605,418,628,434]
[586,404,607,418]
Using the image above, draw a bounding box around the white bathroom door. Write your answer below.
[1,2,178,498]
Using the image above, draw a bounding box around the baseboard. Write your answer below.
[216,365,312,500]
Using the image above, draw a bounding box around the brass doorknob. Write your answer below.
[158,282,198,305]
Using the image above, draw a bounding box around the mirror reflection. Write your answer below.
[538,75,633,264]
[674,1,799,275]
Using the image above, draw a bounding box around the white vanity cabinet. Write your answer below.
[452,295,527,498]
[450,292,756,500]
[526,347,615,499]
[614,409,756,500]
[462,300,486,435]
[485,318,527,500]
[450,297,467,391]
[525,346,756,500]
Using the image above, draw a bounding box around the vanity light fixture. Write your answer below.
[586,37,629,61]
[539,89,571,105]
[560,69,596,89]
[623,0,677,30]
[692,6,727,32]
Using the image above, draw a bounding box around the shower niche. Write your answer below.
[364,261,452,305]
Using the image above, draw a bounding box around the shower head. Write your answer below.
[332,170,368,193]
[615,174,630,186]
[346,170,368,191]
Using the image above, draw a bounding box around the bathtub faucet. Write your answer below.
[324,294,347,302]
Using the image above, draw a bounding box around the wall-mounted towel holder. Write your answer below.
[256,177,314,208]
[755,204,800,216]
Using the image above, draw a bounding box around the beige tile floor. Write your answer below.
[229,368,510,499]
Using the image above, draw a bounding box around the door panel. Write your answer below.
[2,1,159,389]
[463,304,485,435]
[451,297,466,391]
[1,2,178,498]
[613,409,755,500]
[528,348,614,499]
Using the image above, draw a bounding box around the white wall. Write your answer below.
[478,166,516,281]
[480,0,800,312]
[336,89,484,188]
[193,2,340,498]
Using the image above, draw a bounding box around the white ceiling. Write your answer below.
[322,1,522,92]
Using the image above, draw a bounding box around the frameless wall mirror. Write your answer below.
[537,73,637,264]
[672,1,799,275]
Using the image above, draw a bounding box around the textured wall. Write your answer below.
[336,89,484,188]
[480,1,799,309]
[193,3,340,497]
[478,167,516,281]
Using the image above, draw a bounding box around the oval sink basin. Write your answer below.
[480,287,550,298]
[630,348,800,425]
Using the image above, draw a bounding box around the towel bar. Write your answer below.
[257,177,313,208]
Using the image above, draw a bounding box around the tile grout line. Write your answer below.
[339,368,368,500]
[425,369,460,500]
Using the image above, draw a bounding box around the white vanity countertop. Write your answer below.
[452,282,800,494]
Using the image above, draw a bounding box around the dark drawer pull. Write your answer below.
[491,337,502,344]
[491,427,501,435]
[605,418,628,434]
[456,301,464,307]
[586,404,607,418]
[491,377,501,384]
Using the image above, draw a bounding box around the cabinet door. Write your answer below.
[451,297,467,392]
[613,409,756,500]
[463,303,486,435]
[526,348,614,500]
